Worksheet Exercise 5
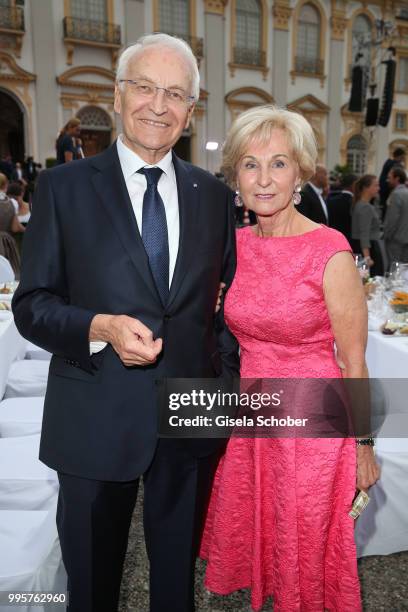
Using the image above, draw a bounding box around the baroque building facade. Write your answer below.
[0,0,407,175]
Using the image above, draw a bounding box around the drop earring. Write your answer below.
[292,184,302,206]
[234,190,243,207]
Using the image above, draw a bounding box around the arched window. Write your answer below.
[70,0,107,22]
[76,106,112,157]
[234,0,263,66]
[347,135,367,174]
[159,0,190,37]
[77,106,111,130]
[296,3,322,74]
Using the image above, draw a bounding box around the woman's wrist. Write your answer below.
[356,437,375,447]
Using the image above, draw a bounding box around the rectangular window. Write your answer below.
[395,112,407,131]
[398,57,408,92]
[70,0,107,22]
[159,0,190,37]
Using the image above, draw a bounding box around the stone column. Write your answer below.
[272,0,292,106]
[203,0,227,173]
[327,8,348,171]
[30,0,59,165]
[124,0,145,46]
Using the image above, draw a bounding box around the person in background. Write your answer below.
[76,137,85,159]
[327,174,358,243]
[379,147,406,217]
[0,173,25,277]
[24,156,40,182]
[11,162,26,185]
[7,182,31,225]
[297,164,329,224]
[384,166,408,264]
[56,118,81,164]
[23,156,41,204]
[351,174,384,276]
[0,154,13,180]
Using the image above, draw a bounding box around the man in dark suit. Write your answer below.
[327,174,357,242]
[379,146,405,217]
[12,34,239,612]
[384,166,408,263]
[297,165,329,224]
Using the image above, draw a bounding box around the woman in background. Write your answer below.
[0,174,25,277]
[200,106,380,612]
[7,182,31,226]
[351,175,384,276]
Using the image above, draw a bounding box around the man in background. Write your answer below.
[384,166,408,264]
[297,164,329,224]
[379,147,405,218]
[327,174,358,243]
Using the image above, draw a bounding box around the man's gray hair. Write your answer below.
[116,33,200,102]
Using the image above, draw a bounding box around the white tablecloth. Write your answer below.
[355,331,408,556]
[366,331,408,379]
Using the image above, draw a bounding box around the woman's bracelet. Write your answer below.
[356,437,375,447]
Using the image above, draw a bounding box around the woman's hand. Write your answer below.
[215,282,226,313]
[356,445,381,491]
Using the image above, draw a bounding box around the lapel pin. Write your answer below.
[193,183,198,188]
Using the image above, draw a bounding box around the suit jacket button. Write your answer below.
[164,315,171,321]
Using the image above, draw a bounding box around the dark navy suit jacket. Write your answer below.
[12,143,239,481]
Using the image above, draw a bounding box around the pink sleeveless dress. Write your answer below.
[200,225,362,612]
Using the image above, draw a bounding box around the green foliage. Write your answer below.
[45,158,57,169]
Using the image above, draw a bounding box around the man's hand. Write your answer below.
[90,314,162,366]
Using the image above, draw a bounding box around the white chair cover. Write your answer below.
[0,397,44,438]
[4,360,49,399]
[0,255,14,283]
[24,342,52,362]
[0,503,67,612]
[0,319,27,400]
[0,434,58,511]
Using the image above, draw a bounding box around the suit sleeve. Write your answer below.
[215,189,240,379]
[12,170,97,373]
[384,193,401,240]
[355,205,372,250]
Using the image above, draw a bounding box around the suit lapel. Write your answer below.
[167,153,200,309]
[90,143,160,304]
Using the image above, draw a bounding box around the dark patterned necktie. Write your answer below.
[137,167,169,305]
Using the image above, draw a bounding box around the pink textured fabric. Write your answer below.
[200,225,362,612]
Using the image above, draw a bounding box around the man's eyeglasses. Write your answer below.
[118,79,195,106]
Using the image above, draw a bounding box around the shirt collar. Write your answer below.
[309,182,323,196]
[342,190,354,196]
[116,133,173,181]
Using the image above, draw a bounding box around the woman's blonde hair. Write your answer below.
[222,104,317,188]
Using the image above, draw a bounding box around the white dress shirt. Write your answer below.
[90,135,180,354]
[116,134,179,284]
[309,182,329,222]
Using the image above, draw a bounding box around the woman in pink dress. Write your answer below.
[200,106,380,611]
